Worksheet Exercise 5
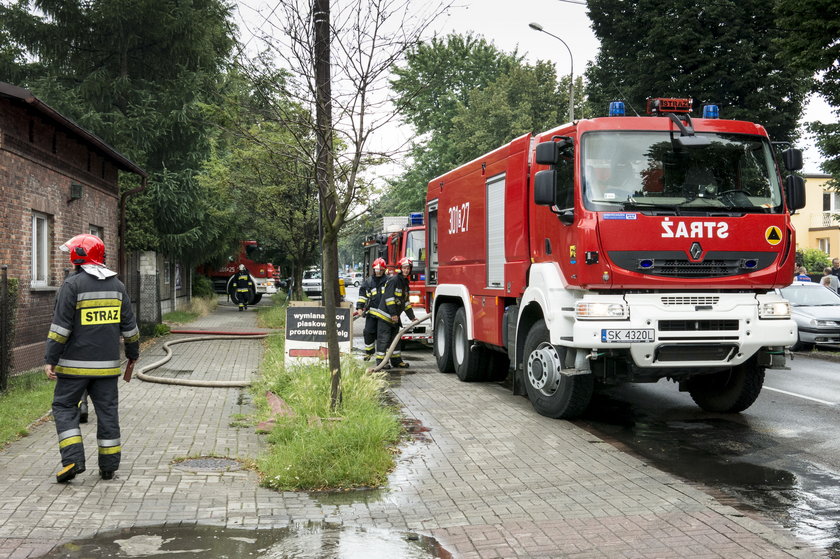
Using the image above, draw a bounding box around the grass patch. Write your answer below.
[162,296,218,324]
[0,370,54,448]
[256,291,287,330]
[252,329,401,491]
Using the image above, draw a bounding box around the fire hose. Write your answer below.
[136,313,431,386]
[367,314,432,373]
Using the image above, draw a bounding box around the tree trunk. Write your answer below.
[313,0,341,410]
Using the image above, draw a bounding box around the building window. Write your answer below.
[89,225,103,238]
[31,212,50,287]
[819,238,831,255]
[164,259,171,285]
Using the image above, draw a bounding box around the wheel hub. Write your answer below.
[527,342,562,395]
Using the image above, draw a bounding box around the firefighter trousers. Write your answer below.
[374,318,404,366]
[362,315,378,356]
[53,376,121,473]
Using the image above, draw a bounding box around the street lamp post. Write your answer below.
[529,22,575,122]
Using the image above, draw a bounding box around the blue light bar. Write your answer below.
[609,101,626,117]
[408,212,424,226]
[702,104,719,119]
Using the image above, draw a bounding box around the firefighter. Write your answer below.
[44,234,139,482]
[369,256,416,368]
[231,264,255,311]
[354,258,388,360]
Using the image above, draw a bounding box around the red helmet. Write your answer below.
[372,258,387,271]
[60,234,106,266]
[398,256,413,271]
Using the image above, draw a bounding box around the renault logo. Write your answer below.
[689,242,703,260]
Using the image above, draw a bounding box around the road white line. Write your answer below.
[763,386,836,406]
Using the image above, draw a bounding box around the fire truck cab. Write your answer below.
[426,99,806,419]
[362,214,431,344]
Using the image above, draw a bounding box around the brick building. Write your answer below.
[0,81,146,373]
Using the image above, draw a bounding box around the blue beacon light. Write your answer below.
[702,104,719,119]
[609,101,625,117]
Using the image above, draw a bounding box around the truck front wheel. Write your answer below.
[686,360,765,413]
[522,320,593,419]
[434,303,457,374]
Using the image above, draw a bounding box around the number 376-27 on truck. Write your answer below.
[424,98,805,419]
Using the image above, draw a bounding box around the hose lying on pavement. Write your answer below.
[367,314,432,373]
[138,313,432,385]
[136,334,267,387]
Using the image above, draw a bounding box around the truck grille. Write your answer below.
[660,296,720,306]
[658,320,738,331]
[608,251,777,278]
[655,343,737,362]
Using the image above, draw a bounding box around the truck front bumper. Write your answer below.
[568,292,796,368]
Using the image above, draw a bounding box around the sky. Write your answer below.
[234,0,836,175]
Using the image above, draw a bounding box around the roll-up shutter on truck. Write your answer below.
[487,174,506,289]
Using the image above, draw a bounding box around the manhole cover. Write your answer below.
[174,457,243,472]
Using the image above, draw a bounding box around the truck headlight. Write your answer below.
[575,301,628,319]
[409,295,421,304]
[759,301,791,319]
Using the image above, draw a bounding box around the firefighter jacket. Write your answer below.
[231,271,254,295]
[45,269,140,377]
[369,272,416,324]
[356,273,388,313]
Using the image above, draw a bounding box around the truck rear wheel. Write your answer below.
[686,360,765,413]
[453,307,484,382]
[522,320,593,419]
[434,303,457,374]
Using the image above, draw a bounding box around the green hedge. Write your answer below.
[1,276,20,392]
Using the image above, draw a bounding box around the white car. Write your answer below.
[776,281,840,351]
[302,269,322,298]
[347,272,363,287]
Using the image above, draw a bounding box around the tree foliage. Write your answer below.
[383,33,585,215]
[776,0,840,186]
[0,0,236,264]
[585,0,810,142]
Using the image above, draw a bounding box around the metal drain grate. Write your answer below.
[173,457,243,472]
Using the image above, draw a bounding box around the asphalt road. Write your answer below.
[573,351,840,558]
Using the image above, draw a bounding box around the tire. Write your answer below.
[354,281,360,287]
[434,303,457,374]
[522,320,593,419]
[686,360,765,413]
[453,307,483,382]
[251,293,262,305]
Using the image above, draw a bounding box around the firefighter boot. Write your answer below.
[100,470,115,480]
[56,463,85,483]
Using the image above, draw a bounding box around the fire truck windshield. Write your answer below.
[404,229,426,266]
[582,131,784,214]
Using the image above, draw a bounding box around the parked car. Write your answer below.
[301,269,345,301]
[346,272,363,287]
[777,281,840,351]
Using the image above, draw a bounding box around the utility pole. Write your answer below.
[313,0,342,409]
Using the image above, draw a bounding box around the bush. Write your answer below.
[1,277,19,392]
[192,275,215,298]
[797,248,830,274]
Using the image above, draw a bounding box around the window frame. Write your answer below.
[31,211,50,288]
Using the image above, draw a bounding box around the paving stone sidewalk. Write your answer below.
[0,301,822,558]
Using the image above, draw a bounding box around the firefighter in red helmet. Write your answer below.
[354,258,388,360]
[369,256,416,368]
[44,234,139,482]
[230,264,255,311]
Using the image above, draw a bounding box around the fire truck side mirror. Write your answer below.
[784,175,806,211]
[782,148,803,172]
[536,142,560,165]
[534,170,558,206]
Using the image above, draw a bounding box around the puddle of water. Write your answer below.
[37,523,452,559]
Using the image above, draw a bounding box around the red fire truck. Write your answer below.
[425,98,805,419]
[196,240,278,304]
[362,214,431,344]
